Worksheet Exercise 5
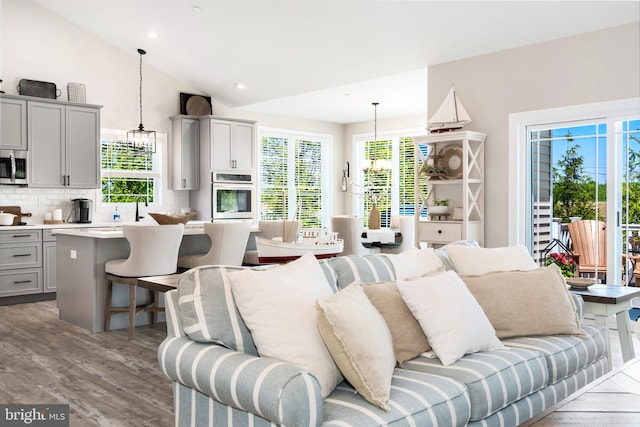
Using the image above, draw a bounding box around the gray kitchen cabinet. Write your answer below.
[0,96,27,150]
[28,100,101,188]
[203,117,256,173]
[170,115,199,190]
[0,229,43,297]
[43,229,57,292]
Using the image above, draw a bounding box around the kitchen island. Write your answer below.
[55,224,210,333]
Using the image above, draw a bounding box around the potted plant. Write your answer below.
[428,198,450,215]
[545,252,575,277]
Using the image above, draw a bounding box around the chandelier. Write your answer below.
[127,48,156,154]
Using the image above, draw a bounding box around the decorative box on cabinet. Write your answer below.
[0,96,27,150]
[170,115,200,190]
[414,131,486,247]
[201,117,256,173]
[28,99,102,188]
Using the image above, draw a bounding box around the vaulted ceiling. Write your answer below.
[31,0,640,123]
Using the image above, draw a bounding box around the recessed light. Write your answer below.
[147,31,158,39]
[193,5,201,12]
[235,83,246,90]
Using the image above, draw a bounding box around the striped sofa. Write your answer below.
[158,253,608,427]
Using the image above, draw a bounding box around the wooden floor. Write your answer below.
[0,300,173,427]
[0,301,639,427]
[528,357,640,426]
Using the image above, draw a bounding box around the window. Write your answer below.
[100,129,163,204]
[354,130,422,227]
[259,128,331,228]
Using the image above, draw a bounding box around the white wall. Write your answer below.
[0,0,345,223]
[427,23,640,247]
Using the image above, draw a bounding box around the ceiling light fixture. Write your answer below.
[193,5,201,12]
[127,48,156,154]
[235,83,246,90]
[147,31,158,39]
[362,102,391,173]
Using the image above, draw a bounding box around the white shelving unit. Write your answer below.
[414,130,486,247]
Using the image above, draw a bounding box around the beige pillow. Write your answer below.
[460,264,586,339]
[363,281,431,366]
[317,284,396,411]
[445,245,537,275]
[228,252,342,398]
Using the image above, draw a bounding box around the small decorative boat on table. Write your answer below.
[427,86,472,133]
[256,228,344,263]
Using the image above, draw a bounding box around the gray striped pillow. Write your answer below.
[330,254,396,289]
[177,265,258,355]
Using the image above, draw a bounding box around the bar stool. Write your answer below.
[104,223,184,339]
[178,222,251,268]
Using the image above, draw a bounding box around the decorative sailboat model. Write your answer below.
[255,194,344,263]
[427,86,472,133]
[255,228,344,263]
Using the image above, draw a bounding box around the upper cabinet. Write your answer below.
[28,99,101,188]
[170,115,199,190]
[0,97,27,150]
[202,117,256,173]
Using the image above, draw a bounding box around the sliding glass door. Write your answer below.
[529,118,639,285]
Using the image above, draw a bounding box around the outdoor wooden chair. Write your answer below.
[567,220,608,282]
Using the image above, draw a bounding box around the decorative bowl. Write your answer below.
[149,212,197,225]
[566,277,596,289]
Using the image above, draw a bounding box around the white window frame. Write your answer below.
[99,128,164,207]
[258,127,333,228]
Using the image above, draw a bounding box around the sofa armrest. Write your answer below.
[158,336,323,427]
[570,293,585,323]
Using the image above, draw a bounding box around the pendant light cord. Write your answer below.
[138,48,147,131]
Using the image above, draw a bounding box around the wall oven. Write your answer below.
[0,150,28,185]
[211,172,255,220]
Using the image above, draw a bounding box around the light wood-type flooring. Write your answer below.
[0,301,639,426]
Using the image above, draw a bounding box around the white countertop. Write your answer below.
[53,222,208,239]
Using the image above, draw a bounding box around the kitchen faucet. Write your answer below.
[135,197,148,222]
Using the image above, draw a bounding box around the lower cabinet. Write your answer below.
[0,228,57,299]
[0,269,42,297]
[43,229,57,292]
[0,229,44,297]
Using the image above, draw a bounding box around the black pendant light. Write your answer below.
[127,48,156,154]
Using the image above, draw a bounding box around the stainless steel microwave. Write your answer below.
[0,150,28,185]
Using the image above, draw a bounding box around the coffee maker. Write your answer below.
[71,198,93,223]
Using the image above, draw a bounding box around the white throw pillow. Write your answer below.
[397,271,503,365]
[387,248,445,281]
[445,245,537,275]
[227,252,342,397]
[316,284,396,410]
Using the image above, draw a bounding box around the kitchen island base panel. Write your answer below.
[56,232,209,333]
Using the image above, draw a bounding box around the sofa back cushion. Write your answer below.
[177,265,258,355]
[331,254,395,289]
[460,264,586,339]
[445,244,537,275]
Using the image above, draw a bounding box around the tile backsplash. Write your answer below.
[0,187,189,224]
